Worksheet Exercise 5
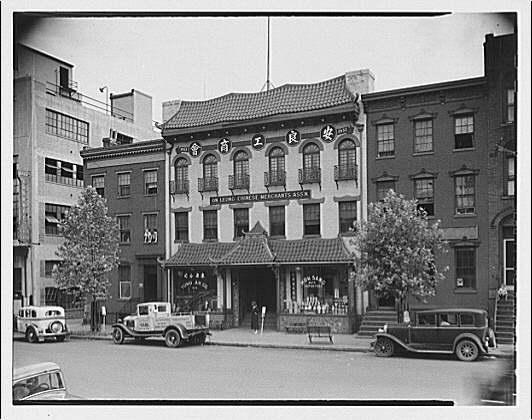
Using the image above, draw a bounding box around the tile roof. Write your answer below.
[164,236,353,267]
[162,75,357,131]
[216,236,274,265]
[270,237,353,263]
[165,242,234,266]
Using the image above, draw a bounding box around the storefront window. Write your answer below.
[173,269,219,312]
[283,267,349,315]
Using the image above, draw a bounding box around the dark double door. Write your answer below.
[238,268,276,321]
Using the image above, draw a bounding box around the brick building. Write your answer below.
[13,44,157,312]
[361,33,516,329]
[80,140,167,317]
[160,70,374,332]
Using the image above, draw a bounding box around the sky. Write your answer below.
[13,12,515,124]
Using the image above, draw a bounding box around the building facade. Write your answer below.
[160,70,374,332]
[81,140,167,317]
[361,33,516,322]
[13,44,158,311]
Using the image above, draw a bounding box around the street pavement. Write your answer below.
[65,318,515,358]
[12,337,506,404]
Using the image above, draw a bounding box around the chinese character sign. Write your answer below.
[218,138,232,154]
[189,142,202,157]
[251,134,265,150]
[285,129,300,146]
[320,125,336,143]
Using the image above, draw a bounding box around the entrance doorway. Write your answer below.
[237,267,276,326]
[377,294,395,308]
[143,265,158,301]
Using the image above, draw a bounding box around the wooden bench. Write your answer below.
[285,322,307,334]
[307,325,333,344]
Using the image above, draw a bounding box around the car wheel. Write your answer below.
[164,329,181,348]
[26,327,38,343]
[199,333,206,345]
[112,327,125,345]
[375,337,394,357]
[455,339,479,361]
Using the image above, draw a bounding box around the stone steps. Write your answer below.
[356,309,396,337]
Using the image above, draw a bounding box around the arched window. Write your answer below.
[174,158,189,192]
[268,147,285,185]
[338,139,357,179]
[203,154,217,179]
[202,154,218,191]
[233,150,249,188]
[303,143,320,169]
[301,143,320,183]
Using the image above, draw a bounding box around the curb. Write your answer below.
[206,341,372,353]
[68,334,514,359]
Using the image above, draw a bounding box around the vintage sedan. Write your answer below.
[15,306,70,343]
[13,362,81,401]
[374,308,496,361]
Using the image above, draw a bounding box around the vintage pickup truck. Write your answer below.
[111,302,210,348]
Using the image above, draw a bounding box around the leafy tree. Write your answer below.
[353,190,448,321]
[53,187,120,331]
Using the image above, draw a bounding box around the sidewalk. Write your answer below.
[67,319,514,358]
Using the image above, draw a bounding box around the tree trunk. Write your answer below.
[90,295,101,332]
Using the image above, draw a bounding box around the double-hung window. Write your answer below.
[117,215,131,243]
[45,203,69,235]
[269,206,285,237]
[377,123,395,157]
[454,115,474,149]
[233,208,249,238]
[376,180,395,202]
[92,175,105,197]
[203,210,218,241]
[414,119,433,153]
[303,204,320,236]
[455,175,475,214]
[175,212,189,242]
[117,173,131,197]
[144,170,158,195]
[339,201,357,234]
[414,178,434,216]
[119,265,131,299]
[455,247,476,289]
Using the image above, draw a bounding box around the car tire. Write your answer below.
[112,327,125,345]
[26,327,38,343]
[375,337,394,357]
[455,339,480,361]
[199,333,206,345]
[164,329,181,348]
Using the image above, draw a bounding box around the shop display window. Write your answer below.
[173,269,220,313]
[283,267,349,315]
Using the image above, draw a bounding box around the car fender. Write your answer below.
[163,324,188,340]
[375,332,413,352]
[111,323,133,337]
[453,333,486,353]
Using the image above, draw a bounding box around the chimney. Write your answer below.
[345,69,375,96]
[162,99,182,124]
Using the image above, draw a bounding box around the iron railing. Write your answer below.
[264,170,286,187]
[228,174,250,190]
[298,168,321,184]
[198,177,218,192]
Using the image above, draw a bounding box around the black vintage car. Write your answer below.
[373,308,496,361]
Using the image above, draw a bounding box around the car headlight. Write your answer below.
[383,324,388,333]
